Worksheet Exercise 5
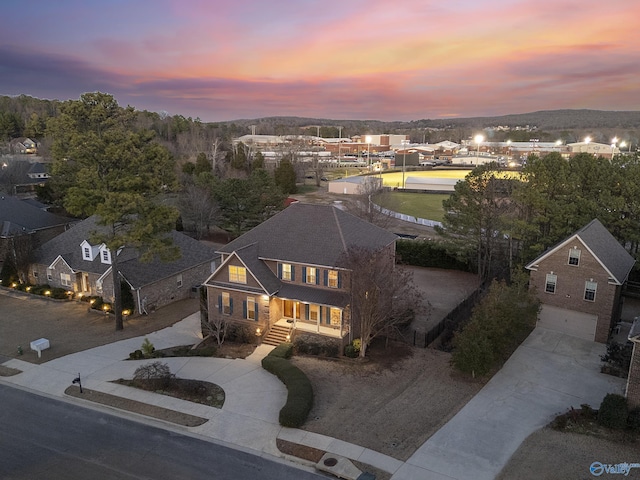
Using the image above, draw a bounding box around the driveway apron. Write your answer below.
[392,327,626,480]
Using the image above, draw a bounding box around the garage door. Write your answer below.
[537,304,598,341]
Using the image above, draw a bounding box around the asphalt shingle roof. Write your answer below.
[0,195,73,237]
[218,203,397,267]
[526,218,635,284]
[32,216,217,288]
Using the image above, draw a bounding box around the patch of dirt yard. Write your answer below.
[291,339,484,461]
[497,428,640,480]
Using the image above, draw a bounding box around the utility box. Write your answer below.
[30,338,50,358]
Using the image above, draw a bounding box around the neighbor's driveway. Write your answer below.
[391,327,626,480]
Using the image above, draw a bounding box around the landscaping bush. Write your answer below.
[293,335,341,358]
[121,281,135,313]
[50,287,70,300]
[262,351,313,428]
[270,343,293,359]
[396,239,473,271]
[601,342,633,378]
[0,255,18,286]
[226,323,253,344]
[129,349,144,360]
[133,361,174,390]
[344,344,358,358]
[452,277,539,377]
[597,393,629,430]
[30,284,51,296]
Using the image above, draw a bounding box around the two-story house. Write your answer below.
[202,202,398,347]
[29,216,218,314]
[526,219,635,343]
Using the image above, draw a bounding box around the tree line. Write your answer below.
[438,151,640,282]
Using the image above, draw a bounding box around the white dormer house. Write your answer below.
[80,240,100,261]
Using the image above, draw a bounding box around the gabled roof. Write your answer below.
[525,219,635,285]
[217,203,397,268]
[31,216,217,288]
[0,195,73,237]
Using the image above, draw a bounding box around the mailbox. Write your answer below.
[30,338,50,358]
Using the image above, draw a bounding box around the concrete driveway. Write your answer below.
[391,327,626,480]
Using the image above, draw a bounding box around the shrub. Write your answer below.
[50,287,70,300]
[601,342,633,377]
[344,344,358,358]
[396,239,473,271]
[451,278,539,377]
[141,338,155,358]
[133,361,174,389]
[262,351,313,428]
[271,343,293,359]
[597,393,629,430]
[293,336,340,357]
[226,324,253,344]
[129,349,144,360]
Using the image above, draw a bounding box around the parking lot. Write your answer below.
[0,289,198,364]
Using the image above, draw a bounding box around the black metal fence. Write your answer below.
[399,286,486,349]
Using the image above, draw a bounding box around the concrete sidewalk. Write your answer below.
[391,328,626,480]
[1,317,626,480]
[0,313,403,477]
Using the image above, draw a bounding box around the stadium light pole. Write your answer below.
[474,134,484,163]
[401,139,410,189]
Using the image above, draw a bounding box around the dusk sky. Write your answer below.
[2,0,640,122]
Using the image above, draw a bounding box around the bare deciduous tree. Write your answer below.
[178,183,220,239]
[202,311,230,347]
[344,179,394,229]
[341,246,426,358]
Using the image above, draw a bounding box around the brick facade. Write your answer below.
[528,240,621,343]
[627,342,640,409]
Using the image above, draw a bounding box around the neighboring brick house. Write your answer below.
[627,320,640,408]
[29,216,218,314]
[525,219,635,343]
[202,203,397,347]
[0,196,74,274]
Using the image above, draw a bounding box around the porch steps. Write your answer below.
[263,324,292,346]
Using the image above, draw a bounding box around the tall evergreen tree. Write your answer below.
[48,92,179,330]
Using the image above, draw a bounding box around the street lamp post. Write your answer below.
[611,137,618,159]
[365,135,372,171]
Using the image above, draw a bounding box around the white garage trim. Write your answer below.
[537,304,598,341]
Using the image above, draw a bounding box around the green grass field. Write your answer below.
[374,192,449,223]
[379,169,471,188]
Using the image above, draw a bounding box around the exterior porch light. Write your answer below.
[286,334,291,342]
[255,327,262,336]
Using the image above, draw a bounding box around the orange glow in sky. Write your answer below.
[2,0,640,121]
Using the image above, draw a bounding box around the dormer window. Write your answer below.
[81,240,99,261]
[100,247,111,265]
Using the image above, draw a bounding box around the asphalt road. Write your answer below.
[0,384,324,480]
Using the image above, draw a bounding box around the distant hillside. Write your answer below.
[227,110,640,132]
